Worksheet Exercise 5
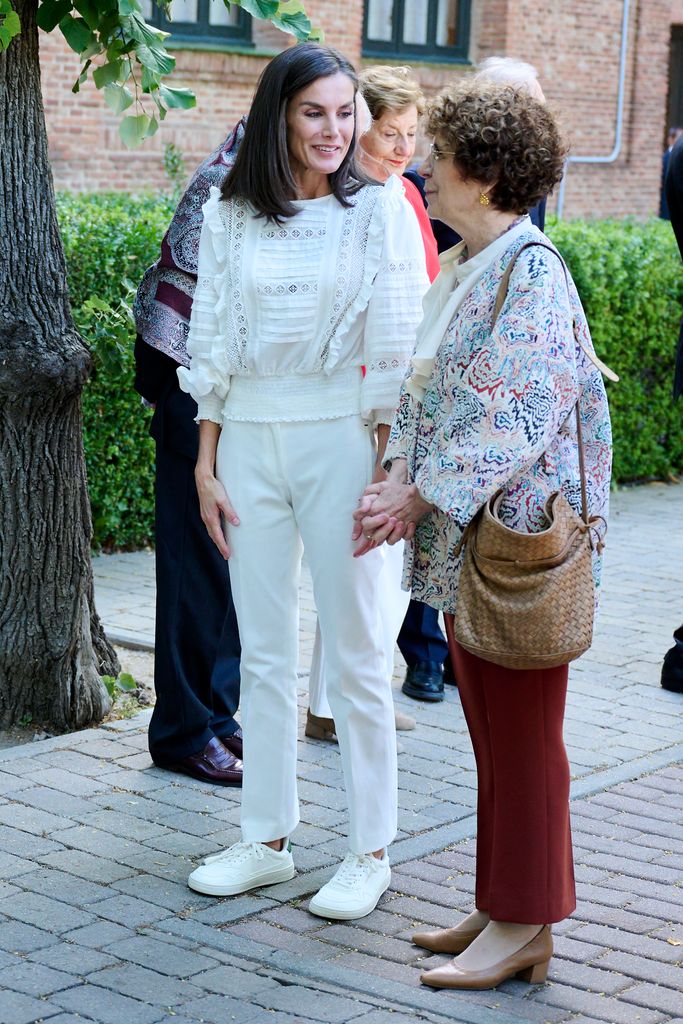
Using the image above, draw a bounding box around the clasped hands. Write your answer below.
[352,458,434,558]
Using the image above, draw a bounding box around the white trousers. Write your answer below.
[216,415,398,854]
[309,542,410,719]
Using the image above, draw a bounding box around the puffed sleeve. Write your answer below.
[361,176,429,426]
[414,249,579,524]
[177,187,230,423]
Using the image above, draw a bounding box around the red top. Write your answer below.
[402,177,440,283]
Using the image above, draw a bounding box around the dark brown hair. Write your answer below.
[222,43,369,222]
[426,81,568,214]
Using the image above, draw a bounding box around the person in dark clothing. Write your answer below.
[661,135,683,694]
[133,125,247,783]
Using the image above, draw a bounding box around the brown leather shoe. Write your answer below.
[305,709,337,742]
[420,925,553,990]
[163,737,243,786]
[221,727,243,760]
[412,924,484,954]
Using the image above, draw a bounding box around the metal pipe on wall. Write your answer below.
[555,0,631,218]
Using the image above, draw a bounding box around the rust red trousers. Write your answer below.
[452,639,576,924]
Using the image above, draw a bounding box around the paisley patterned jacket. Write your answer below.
[384,226,613,614]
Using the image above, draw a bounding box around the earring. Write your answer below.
[479,192,490,206]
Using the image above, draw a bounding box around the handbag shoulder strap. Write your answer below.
[492,240,619,383]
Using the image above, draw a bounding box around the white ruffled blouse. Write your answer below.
[177,177,429,425]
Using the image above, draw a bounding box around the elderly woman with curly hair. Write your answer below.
[354,81,612,989]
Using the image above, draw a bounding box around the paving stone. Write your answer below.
[191,963,281,998]
[0,891,96,933]
[80,810,171,842]
[37,848,137,884]
[22,769,110,798]
[252,984,369,1021]
[13,867,111,907]
[0,960,79,996]
[325,950,423,988]
[192,894,278,925]
[12,786,96,821]
[0,773,34,795]
[352,1011,426,1024]
[52,983,165,1024]
[530,981,666,1023]
[0,918,61,953]
[546,958,632,995]
[228,920,338,958]
[178,994,266,1023]
[103,934,218,977]
[312,924,417,964]
[48,825,145,861]
[29,942,119,975]
[620,981,683,1016]
[62,920,135,949]
[90,894,172,928]
[85,964,204,1007]
[0,827,65,861]
[110,872,211,912]
[596,949,683,989]
[0,990,63,1024]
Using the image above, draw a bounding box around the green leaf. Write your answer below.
[118,0,140,12]
[135,40,175,75]
[0,7,20,49]
[59,13,94,52]
[71,57,91,92]
[36,0,73,33]
[124,10,168,45]
[116,672,137,691]
[119,112,152,147]
[93,58,123,87]
[104,81,134,113]
[141,64,160,92]
[232,0,278,17]
[73,0,99,29]
[159,84,196,109]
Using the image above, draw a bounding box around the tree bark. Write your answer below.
[0,0,118,729]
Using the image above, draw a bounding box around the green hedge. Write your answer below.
[57,194,683,550]
[546,217,683,482]
[57,192,174,550]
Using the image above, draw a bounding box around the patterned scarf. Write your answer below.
[133,118,246,367]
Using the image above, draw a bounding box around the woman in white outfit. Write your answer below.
[307,66,436,740]
[180,43,427,920]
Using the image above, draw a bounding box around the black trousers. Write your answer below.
[148,380,241,763]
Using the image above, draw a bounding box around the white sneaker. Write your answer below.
[188,841,295,896]
[308,851,391,920]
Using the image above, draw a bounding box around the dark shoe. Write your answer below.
[661,626,683,693]
[221,727,243,759]
[158,737,243,786]
[443,656,458,687]
[402,661,444,702]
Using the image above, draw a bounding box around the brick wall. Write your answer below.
[40,0,673,218]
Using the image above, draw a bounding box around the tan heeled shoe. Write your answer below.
[412,924,485,954]
[420,925,553,991]
[305,709,338,742]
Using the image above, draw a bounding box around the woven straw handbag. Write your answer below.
[452,241,617,671]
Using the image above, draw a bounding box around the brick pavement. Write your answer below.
[0,482,681,1023]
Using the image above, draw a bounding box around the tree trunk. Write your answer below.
[0,0,118,730]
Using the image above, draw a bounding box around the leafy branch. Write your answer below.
[2,0,321,146]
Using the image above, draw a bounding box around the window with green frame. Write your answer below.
[142,0,253,47]
[363,0,471,63]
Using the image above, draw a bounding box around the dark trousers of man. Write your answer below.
[397,599,449,669]
[148,380,241,763]
[453,641,576,924]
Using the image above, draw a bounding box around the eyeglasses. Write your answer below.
[429,142,457,162]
